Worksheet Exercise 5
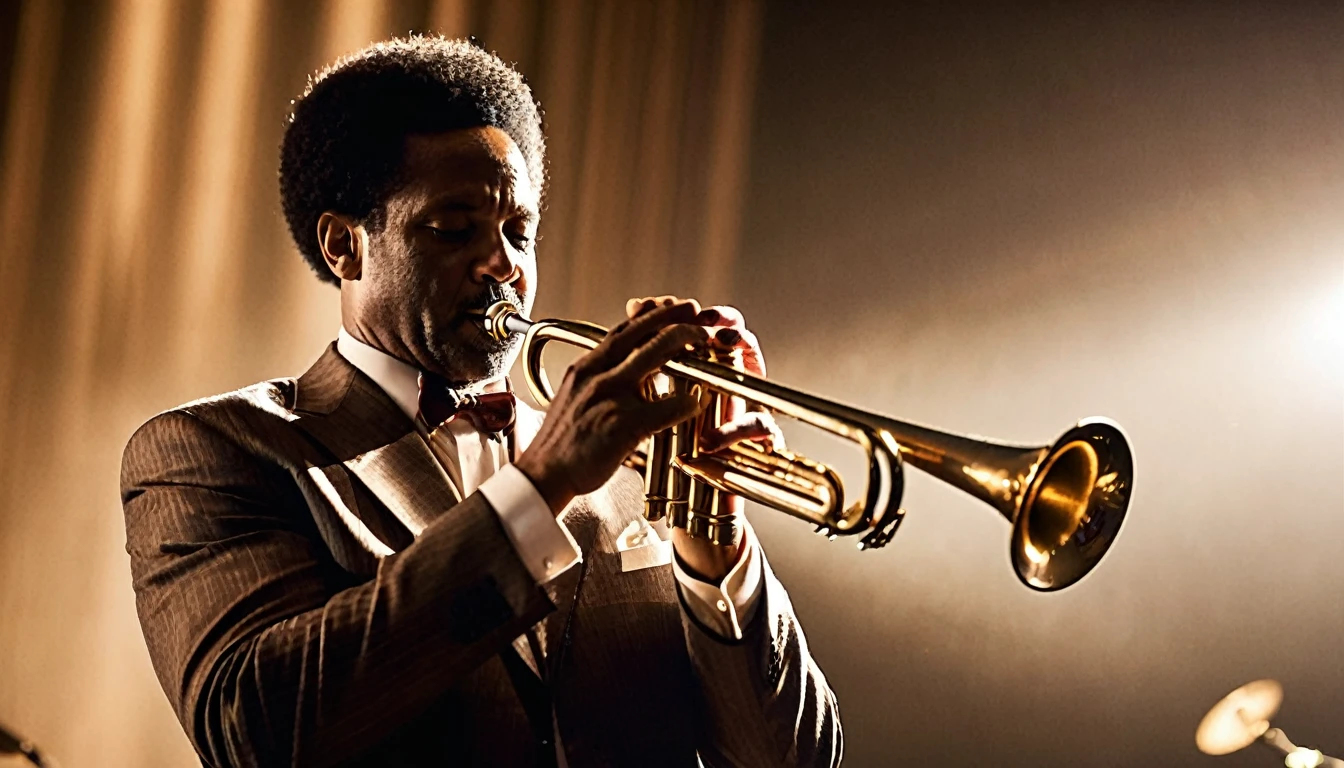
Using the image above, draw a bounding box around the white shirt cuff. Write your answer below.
[672,521,764,641]
[478,463,582,584]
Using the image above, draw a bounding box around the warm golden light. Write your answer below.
[1196,680,1282,756]
[1022,441,1098,552]
[2,2,1342,766]
[1022,540,1051,565]
[1285,748,1326,768]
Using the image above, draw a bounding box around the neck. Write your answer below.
[340,321,507,394]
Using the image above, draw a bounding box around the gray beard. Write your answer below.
[413,280,531,387]
[434,328,522,387]
[422,296,528,387]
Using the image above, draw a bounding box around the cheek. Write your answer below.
[425,262,476,310]
[517,256,538,304]
[366,249,438,322]
[364,232,416,284]
[387,242,451,299]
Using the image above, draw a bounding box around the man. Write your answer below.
[121,36,841,768]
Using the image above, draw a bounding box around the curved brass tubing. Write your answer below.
[484,300,1133,591]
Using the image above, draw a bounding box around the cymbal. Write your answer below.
[1196,679,1284,755]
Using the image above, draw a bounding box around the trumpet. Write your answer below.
[482,298,1134,591]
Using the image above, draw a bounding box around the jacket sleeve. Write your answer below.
[121,410,553,768]
[681,552,843,768]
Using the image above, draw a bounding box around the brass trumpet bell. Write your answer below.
[482,299,1134,591]
[926,418,1134,591]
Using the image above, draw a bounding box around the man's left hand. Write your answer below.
[624,296,784,581]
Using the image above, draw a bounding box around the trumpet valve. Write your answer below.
[683,511,740,547]
[684,447,738,545]
[681,359,741,544]
[642,430,676,523]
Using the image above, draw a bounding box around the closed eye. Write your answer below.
[425,225,471,245]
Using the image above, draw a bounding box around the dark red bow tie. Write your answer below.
[417,374,516,437]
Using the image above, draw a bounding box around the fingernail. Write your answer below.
[715,328,741,345]
[696,308,721,324]
[639,299,655,313]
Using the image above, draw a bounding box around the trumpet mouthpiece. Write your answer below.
[482,299,528,342]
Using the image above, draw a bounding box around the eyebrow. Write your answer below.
[423,191,537,223]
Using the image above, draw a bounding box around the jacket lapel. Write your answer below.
[292,343,458,538]
[292,355,605,681]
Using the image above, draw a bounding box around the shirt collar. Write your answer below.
[334,328,507,423]
[335,327,422,422]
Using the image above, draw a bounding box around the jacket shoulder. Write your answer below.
[174,377,299,424]
[132,377,297,435]
[122,378,304,478]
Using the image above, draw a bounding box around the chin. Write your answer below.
[425,324,518,386]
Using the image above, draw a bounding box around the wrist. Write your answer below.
[513,453,576,516]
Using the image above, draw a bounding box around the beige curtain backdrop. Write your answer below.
[0,1,760,764]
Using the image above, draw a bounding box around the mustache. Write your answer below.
[461,283,524,318]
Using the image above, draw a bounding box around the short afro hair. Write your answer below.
[279,35,547,285]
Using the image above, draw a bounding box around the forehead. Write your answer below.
[398,126,538,212]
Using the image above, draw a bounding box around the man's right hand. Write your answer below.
[513,299,709,514]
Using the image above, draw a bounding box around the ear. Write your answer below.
[316,212,367,281]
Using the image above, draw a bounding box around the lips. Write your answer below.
[462,289,507,316]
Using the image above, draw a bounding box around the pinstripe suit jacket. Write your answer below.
[121,344,842,768]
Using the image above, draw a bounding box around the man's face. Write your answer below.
[352,126,539,386]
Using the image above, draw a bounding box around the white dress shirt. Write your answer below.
[335,328,762,639]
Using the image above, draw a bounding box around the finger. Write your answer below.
[627,295,687,319]
[607,323,704,386]
[628,298,721,349]
[700,411,785,453]
[710,326,765,377]
[630,390,705,435]
[594,299,701,368]
[625,296,668,318]
[709,327,741,348]
[695,304,746,329]
[621,298,700,330]
[699,324,761,422]
[625,297,652,318]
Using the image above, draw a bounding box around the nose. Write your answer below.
[471,231,523,286]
